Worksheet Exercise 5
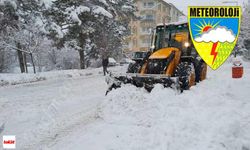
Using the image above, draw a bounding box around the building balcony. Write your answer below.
[140,16,156,22]
[140,21,156,27]
[140,9,156,15]
[139,42,151,48]
[139,46,150,51]
[140,32,151,36]
[140,6,157,11]
[139,34,151,40]
[140,17,155,22]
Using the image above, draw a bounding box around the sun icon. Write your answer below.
[195,20,220,36]
[193,20,222,65]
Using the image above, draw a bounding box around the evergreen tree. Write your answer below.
[45,0,135,69]
[0,0,136,72]
[239,2,250,59]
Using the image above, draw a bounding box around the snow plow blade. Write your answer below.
[105,73,180,95]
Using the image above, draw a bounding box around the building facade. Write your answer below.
[125,0,184,52]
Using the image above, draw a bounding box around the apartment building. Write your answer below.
[248,0,250,10]
[126,0,184,52]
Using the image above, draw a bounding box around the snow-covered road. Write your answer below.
[0,74,107,149]
[0,66,128,149]
[0,59,250,150]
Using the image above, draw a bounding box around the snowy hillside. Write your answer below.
[2,58,248,150]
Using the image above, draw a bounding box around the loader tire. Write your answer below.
[174,62,196,91]
[195,61,207,82]
[127,62,141,73]
[200,62,207,81]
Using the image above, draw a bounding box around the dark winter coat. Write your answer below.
[102,58,109,67]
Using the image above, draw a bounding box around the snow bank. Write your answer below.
[0,66,126,87]
[98,59,250,150]
[0,70,90,86]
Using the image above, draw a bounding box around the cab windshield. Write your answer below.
[154,24,190,51]
[133,52,147,59]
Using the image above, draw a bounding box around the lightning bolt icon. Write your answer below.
[211,42,219,65]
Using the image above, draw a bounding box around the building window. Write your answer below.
[142,27,151,33]
[132,26,137,34]
[133,39,137,47]
[163,6,166,12]
[145,14,155,21]
[147,2,155,7]
[162,17,165,23]
[143,2,155,8]
[142,38,151,44]
[158,4,161,11]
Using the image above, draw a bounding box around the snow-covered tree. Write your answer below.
[0,0,136,72]
[239,2,250,59]
[0,0,58,73]
[45,0,135,69]
[0,0,19,72]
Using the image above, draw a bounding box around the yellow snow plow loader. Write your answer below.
[106,21,207,95]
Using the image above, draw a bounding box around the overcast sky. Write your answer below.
[167,0,249,15]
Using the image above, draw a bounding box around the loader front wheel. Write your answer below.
[200,62,207,81]
[127,62,141,73]
[175,62,196,91]
[195,61,207,82]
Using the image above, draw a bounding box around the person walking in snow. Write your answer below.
[102,56,109,76]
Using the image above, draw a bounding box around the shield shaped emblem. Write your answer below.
[188,6,241,70]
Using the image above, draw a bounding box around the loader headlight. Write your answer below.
[184,42,190,48]
[150,45,155,51]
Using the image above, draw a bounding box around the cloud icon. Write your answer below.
[194,26,236,43]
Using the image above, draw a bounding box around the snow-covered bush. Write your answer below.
[0,0,136,73]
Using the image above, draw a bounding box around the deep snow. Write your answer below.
[0,66,125,149]
[0,67,104,86]
[51,58,250,150]
[0,59,250,150]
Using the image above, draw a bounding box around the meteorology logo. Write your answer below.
[188,6,241,70]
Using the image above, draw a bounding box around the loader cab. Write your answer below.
[152,22,198,58]
[122,22,207,93]
[132,51,147,61]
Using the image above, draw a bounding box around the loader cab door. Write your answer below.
[154,26,171,51]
